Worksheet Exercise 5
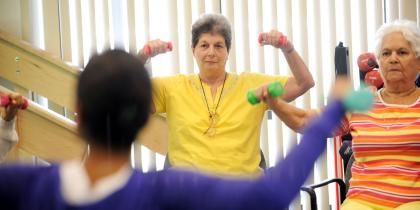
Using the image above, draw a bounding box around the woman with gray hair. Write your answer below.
[138,13,314,176]
[252,19,420,210]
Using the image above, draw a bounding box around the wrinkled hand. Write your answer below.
[1,93,25,121]
[252,82,277,106]
[259,30,294,53]
[138,39,172,61]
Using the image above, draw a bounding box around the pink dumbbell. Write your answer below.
[143,42,173,56]
[258,33,287,46]
[0,95,29,110]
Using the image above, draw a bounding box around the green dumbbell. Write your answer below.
[247,81,284,105]
[343,83,374,112]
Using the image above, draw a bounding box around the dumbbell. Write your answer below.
[357,52,378,72]
[0,95,29,109]
[364,70,383,88]
[258,33,287,46]
[247,81,284,105]
[357,52,383,89]
[142,41,173,57]
[343,85,374,112]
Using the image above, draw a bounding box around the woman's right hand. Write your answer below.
[138,39,172,62]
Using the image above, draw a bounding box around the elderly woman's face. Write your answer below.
[379,32,420,85]
[192,33,228,72]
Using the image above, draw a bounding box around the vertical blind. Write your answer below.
[18,0,420,209]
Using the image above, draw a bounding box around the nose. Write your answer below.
[207,46,216,56]
[389,52,399,64]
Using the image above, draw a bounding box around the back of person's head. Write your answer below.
[191,13,232,51]
[374,19,420,58]
[77,49,151,152]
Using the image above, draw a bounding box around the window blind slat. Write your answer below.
[386,0,399,22]
[59,0,72,62]
[221,0,237,73]
[233,0,250,72]
[178,0,194,74]
[167,0,180,74]
[126,0,136,54]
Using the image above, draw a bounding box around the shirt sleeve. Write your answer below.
[0,118,18,162]
[152,76,173,114]
[156,100,347,210]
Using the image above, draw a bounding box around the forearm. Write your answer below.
[281,48,314,101]
[285,48,314,88]
[0,118,18,162]
[269,98,318,133]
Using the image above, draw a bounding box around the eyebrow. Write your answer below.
[381,47,410,52]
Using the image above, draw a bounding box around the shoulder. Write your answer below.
[152,74,195,87]
[238,72,289,86]
[0,164,59,187]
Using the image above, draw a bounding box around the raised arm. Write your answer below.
[0,92,26,162]
[137,39,172,63]
[137,39,172,114]
[269,98,319,133]
[259,30,315,102]
[157,99,347,210]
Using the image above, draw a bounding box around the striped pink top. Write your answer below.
[342,90,420,208]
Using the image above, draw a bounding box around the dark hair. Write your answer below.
[77,49,151,152]
[191,13,232,51]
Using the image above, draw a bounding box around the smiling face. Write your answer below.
[192,32,228,74]
[378,32,420,86]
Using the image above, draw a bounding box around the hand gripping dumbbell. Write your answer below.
[343,85,374,112]
[142,41,173,57]
[258,33,287,46]
[247,81,284,105]
[0,95,29,109]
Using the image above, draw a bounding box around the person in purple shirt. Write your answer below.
[0,49,358,210]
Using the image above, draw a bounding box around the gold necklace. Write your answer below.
[199,73,227,136]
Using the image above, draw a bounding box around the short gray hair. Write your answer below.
[374,19,420,58]
[191,13,232,51]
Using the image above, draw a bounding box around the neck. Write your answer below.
[199,71,227,86]
[383,85,417,98]
[381,86,419,105]
[84,146,130,186]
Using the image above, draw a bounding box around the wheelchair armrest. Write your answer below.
[300,178,347,210]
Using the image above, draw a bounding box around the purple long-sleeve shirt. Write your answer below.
[0,100,345,210]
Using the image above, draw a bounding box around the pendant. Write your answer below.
[204,112,219,137]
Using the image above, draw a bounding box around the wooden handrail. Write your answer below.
[1,85,84,161]
[0,30,80,110]
[0,30,168,159]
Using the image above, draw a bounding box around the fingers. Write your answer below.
[254,83,270,102]
[1,93,24,121]
[8,93,26,109]
[0,93,28,109]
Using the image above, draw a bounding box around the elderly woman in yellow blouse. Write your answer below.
[138,13,314,176]
[254,19,420,210]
